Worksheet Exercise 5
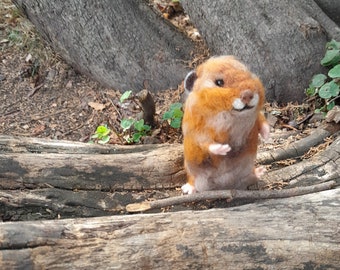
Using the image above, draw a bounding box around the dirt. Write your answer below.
[0,0,186,145]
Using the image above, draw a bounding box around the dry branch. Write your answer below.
[126,181,336,212]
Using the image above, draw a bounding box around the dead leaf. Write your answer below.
[88,102,106,111]
[65,80,73,88]
[326,106,340,123]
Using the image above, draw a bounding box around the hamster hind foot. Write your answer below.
[181,183,196,194]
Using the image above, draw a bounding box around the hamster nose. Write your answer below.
[241,90,254,105]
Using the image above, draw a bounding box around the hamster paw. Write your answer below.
[255,166,267,178]
[209,143,231,155]
[260,122,270,142]
[181,183,196,194]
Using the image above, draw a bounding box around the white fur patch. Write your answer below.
[181,183,196,194]
[232,92,260,111]
[209,143,231,155]
[232,98,245,110]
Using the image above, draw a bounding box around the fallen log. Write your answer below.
[0,135,185,191]
[0,189,339,269]
[0,134,339,220]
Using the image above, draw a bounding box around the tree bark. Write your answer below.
[315,0,340,25]
[182,0,340,103]
[0,136,185,191]
[12,0,195,92]
[0,189,339,269]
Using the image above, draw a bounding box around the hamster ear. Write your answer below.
[184,70,197,93]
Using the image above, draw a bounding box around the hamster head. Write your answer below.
[184,55,266,112]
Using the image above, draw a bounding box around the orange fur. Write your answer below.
[182,56,269,194]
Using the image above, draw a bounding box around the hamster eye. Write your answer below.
[215,79,224,87]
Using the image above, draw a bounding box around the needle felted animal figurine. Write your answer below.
[181,56,270,194]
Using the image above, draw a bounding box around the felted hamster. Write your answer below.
[182,56,270,194]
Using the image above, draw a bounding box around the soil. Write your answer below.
[0,0,189,145]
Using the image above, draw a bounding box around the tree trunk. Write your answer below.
[182,0,340,103]
[1,189,339,269]
[12,0,195,92]
[315,0,340,25]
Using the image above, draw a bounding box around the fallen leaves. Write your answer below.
[88,102,106,111]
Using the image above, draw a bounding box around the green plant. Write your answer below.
[306,39,340,113]
[89,124,111,144]
[120,90,132,103]
[119,90,151,143]
[162,102,183,128]
[121,118,151,143]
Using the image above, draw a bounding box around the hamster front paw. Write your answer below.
[260,122,270,142]
[209,143,231,155]
[255,166,267,178]
[181,183,196,194]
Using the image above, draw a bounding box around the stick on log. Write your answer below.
[126,180,336,212]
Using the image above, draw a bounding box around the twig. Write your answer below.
[125,181,336,212]
[27,83,44,97]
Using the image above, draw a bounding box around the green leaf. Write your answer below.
[98,135,110,144]
[172,108,184,118]
[120,90,132,103]
[327,101,335,111]
[306,87,316,96]
[96,125,108,134]
[143,124,151,132]
[328,64,340,78]
[134,119,145,131]
[132,133,142,143]
[319,81,340,99]
[169,102,182,110]
[162,111,172,120]
[310,74,327,88]
[91,133,99,139]
[321,49,340,66]
[326,39,340,50]
[121,119,135,131]
[170,118,182,129]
